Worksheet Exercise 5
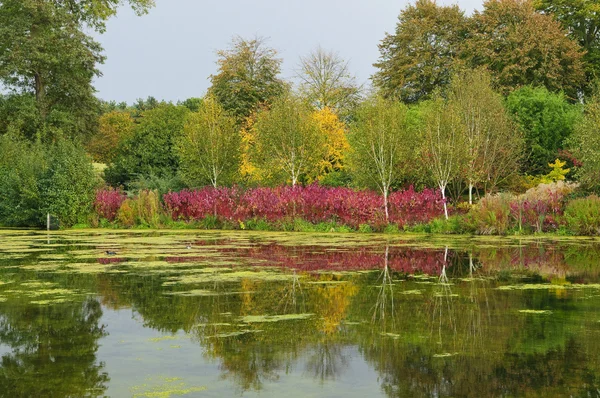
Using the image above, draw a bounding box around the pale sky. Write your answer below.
[94,0,484,103]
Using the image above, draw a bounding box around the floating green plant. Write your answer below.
[240,313,314,323]
[519,309,553,314]
[129,375,206,398]
[433,353,459,358]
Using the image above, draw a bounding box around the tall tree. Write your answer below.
[296,47,361,115]
[464,0,585,99]
[568,92,600,191]
[448,68,522,203]
[209,36,286,121]
[535,0,600,92]
[104,104,189,187]
[506,86,581,175]
[423,98,466,219]
[348,97,415,221]
[372,0,468,103]
[176,96,240,188]
[252,94,325,187]
[0,0,153,140]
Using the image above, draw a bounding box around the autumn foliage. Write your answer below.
[161,184,444,229]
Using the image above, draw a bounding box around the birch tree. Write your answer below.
[176,96,239,188]
[448,68,522,203]
[296,46,361,115]
[349,97,413,221]
[423,98,466,219]
[253,95,325,187]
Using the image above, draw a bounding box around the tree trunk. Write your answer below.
[383,188,389,222]
[440,183,449,220]
[34,72,47,119]
[468,181,473,205]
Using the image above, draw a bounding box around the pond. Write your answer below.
[1,230,600,397]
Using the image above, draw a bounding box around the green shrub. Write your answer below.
[384,224,400,234]
[0,135,97,228]
[358,224,373,233]
[244,218,272,231]
[200,215,220,229]
[133,190,161,228]
[564,196,600,235]
[40,139,98,227]
[467,194,512,235]
[116,199,135,228]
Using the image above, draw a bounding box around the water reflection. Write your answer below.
[0,298,108,397]
[1,232,600,396]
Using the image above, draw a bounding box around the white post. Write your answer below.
[47,213,50,232]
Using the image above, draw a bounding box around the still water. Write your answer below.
[1,230,600,397]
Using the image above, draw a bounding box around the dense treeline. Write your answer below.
[1,0,600,232]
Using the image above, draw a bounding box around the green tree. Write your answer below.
[105,104,189,187]
[535,0,600,93]
[372,0,468,103]
[506,86,581,175]
[177,96,240,188]
[252,94,325,187]
[348,97,415,221]
[209,36,286,121]
[568,93,600,191]
[0,0,153,141]
[0,135,96,227]
[464,0,585,99]
[296,46,361,115]
[448,68,522,203]
[86,110,135,163]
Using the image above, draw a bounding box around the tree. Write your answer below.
[209,36,286,121]
[104,104,189,187]
[0,135,96,227]
[252,95,325,187]
[506,86,581,175]
[448,68,522,203]
[372,0,468,103]
[308,107,350,184]
[176,96,240,188]
[464,0,585,99]
[423,98,466,219]
[0,0,153,140]
[568,93,600,191]
[535,0,600,92]
[296,47,361,115]
[87,111,135,163]
[348,97,414,221]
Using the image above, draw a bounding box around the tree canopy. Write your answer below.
[464,0,585,99]
[373,0,468,103]
[209,36,286,121]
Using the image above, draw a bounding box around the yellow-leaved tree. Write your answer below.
[308,107,350,183]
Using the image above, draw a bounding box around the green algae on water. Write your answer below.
[130,375,206,398]
[240,313,314,323]
[519,309,553,314]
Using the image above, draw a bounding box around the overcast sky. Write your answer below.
[94,0,484,103]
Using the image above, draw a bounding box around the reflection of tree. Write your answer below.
[305,340,349,384]
[431,247,457,348]
[372,245,396,330]
[0,298,108,397]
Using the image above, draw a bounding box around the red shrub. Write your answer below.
[163,184,444,228]
[94,188,127,222]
